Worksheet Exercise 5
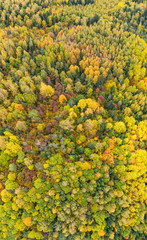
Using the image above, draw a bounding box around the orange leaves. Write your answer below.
[14,104,24,112]
[59,94,67,105]
[93,76,98,84]
[128,144,135,152]
[102,139,116,165]
[108,138,115,149]
[70,54,77,65]
[98,230,105,236]
[103,149,114,165]
[52,207,58,214]
[22,217,33,227]
[137,79,147,91]
[79,56,101,85]
[77,171,83,177]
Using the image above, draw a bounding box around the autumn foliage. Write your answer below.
[0,0,147,240]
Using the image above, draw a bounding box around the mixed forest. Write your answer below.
[0,0,147,239]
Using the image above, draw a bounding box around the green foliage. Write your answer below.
[28,109,40,122]
[0,152,11,168]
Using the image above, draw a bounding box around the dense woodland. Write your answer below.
[0,0,147,239]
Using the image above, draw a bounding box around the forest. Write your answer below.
[0,0,147,239]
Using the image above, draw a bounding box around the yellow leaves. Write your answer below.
[106,122,113,130]
[125,116,136,129]
[38,35,53,49]
[93,75,98,84]
[24,158,33,167]
[87,99,99,111]
[84,67,89,76]
[15,219,26,231]
[47,189,56,196]
[80,112,84,117]
[80,56,101,85]
[88,88,93,97]
[4,131,19,143]
[137,78,147,91]
[126,149,147,181]
[59,118,75,132]
[0,88,8,101]
[123,107,132,116]
[106,203,116,214]
[4,142,22,157]
[70,54,77,65]
[0,107,7,122]
[28,230,43,239]
[1,189,12,202]
[114,121,126,133]
[76,134,86,144]
[128,143,135,152]
[78,224,86,233]
[117,2,125,8]
[104,80,117,92]
[137,120,147,141]
[52,207,58,214]
[0,136,6,150]
[77,99,87,109]
[77,161,91,170]
[59,94,67,104]
[8,172,16,181]
[15,121,27,131]
[22,217,33,227]
[77,99,99,116]
[87,225,94,232]
[77,124,84,132]
[37,123,45,132]
[69,110,77,119]
[89,69,94,77]
[40,82,54,98]
[84,119,94,131]
[55,193,60,200]
[85,107,93,116]
[12,202,19,211]
[16,198,25,208]
[102,71,108,79]
[43,163,49,169]
[15,187,22,194]
[91,203,99,213]
[109,232,115,239]
[79,60,85,68]
[69,65,79,73]
[113,190,123,198]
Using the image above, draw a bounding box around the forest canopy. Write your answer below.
[0,0,147,240]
